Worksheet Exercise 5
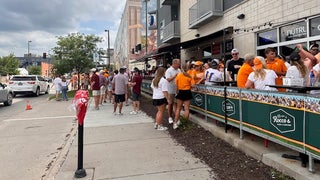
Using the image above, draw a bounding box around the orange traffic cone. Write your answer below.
[26,100,32,110]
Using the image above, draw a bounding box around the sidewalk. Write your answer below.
[53,98,320,180]
[53,100,213,180]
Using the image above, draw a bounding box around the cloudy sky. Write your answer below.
[0,0,126,57]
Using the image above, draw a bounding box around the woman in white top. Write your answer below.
[151,67,171,131]
[285,52,309,87]
[245,57,278,91]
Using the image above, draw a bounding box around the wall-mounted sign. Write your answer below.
[257,29,277,46]
[280,21,307,42]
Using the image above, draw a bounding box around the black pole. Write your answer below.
[74,123,86,178]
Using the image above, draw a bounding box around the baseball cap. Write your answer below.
[99,70,105,74]
[231,48,239,54]
[253,57,263,70]
[289,52,301,61]
[90,68,97,72]
[120,66,127,70]
[211,59,219,67]
[310,43,319,50]
[194,61,203,66]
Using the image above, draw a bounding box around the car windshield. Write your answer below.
[11,76,36,81]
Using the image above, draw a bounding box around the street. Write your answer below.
[0,93,77,180]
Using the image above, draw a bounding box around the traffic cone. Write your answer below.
[26,100,32,110]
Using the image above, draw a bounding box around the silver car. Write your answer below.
[0,82,13,106]
[8,75,50,97]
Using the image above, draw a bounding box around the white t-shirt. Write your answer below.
[286,65,309,86]
[248,69,278,91]
[165,66,180,94]
[151,77,168,99]
[311,64,320,94]
[205,68,223,85]
[53,77,62,91]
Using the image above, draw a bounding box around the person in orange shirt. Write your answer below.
[264,47,287,92]
[237,53,255,88]
[173,64,195,130]
[193,61,204,84]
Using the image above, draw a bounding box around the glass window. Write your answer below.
[279,42,307,58]
[310,16,320,36]
[280,21,307,42]
[203,46,212,57]
[257,29,277,46]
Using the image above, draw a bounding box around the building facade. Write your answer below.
[156,0,320,65]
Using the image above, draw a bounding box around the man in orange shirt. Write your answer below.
[237,53,254,88]
[264,47,287,92]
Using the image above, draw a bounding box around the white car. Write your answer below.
[8,75,50,97]
[0,82,13,106]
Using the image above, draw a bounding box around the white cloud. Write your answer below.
[0,0,126,57]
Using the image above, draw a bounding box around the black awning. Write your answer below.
[158,26,233,52]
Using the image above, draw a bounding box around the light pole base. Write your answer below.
[74,168,86,178]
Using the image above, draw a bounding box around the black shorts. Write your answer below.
[175,90,193,101]
[152,98,168,106]
[114,94,125,103]
[131,92,140,101]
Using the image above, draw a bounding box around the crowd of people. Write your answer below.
[50,43,320,132]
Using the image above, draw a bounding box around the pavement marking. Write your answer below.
[4,115,76,122]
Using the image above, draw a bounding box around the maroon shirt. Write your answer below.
[90,73,100,90]
[132,74,142,94]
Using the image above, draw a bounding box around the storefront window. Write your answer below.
[280,21,307,42]
[279,43,307,58]
[310,16,320,36]
[257,29,277,46]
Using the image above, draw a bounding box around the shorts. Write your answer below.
[114,94,125,103]
[131,92,140,101]
[168,93,176,103]
[92,90,100,96]
[100,85,106,95]
[175,90,192,101]
[152,98,168,106]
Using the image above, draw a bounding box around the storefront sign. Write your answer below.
[280,21,307,42]
[257,29,277,46]
[270,109,295,133]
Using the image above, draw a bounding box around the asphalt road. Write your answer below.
[0,93,77,180]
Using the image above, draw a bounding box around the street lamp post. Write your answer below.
[104,30,110,69]
[27,40,32,67]
[144,0,149,55]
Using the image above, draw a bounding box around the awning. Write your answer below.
[131,51,170,63]
[158,26,234,52]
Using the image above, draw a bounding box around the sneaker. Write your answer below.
[173,123,178,130]
[177,120,181,126]
[168,117,173,124]
[157,125,168,131]
[117,112,123,115]
[154,123,158,129]
[129,111,137,115]
[137,110,142,114]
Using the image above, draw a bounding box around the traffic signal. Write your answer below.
[43,52,46,59]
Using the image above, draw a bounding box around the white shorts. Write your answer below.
[92,90,100,96]
[100,86,106,95]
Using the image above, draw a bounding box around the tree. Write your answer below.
[52,33,104,76]
[28,66,41,75]
[0,54,19,76]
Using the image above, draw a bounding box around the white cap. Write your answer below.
[90,68,97,72]
[231,48,239,54]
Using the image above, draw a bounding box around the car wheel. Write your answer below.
[4,93,13,106]
[34,87,40,96]
[45,85,50,94]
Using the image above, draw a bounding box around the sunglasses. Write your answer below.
[311,48,318,51]
[232,53,239,55]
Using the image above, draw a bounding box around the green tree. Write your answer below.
[28,66,41,75]
[0,54,20,76]
[52,33,104,76]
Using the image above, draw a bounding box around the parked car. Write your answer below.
[0,82,13,106]
[8,75,50,97]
